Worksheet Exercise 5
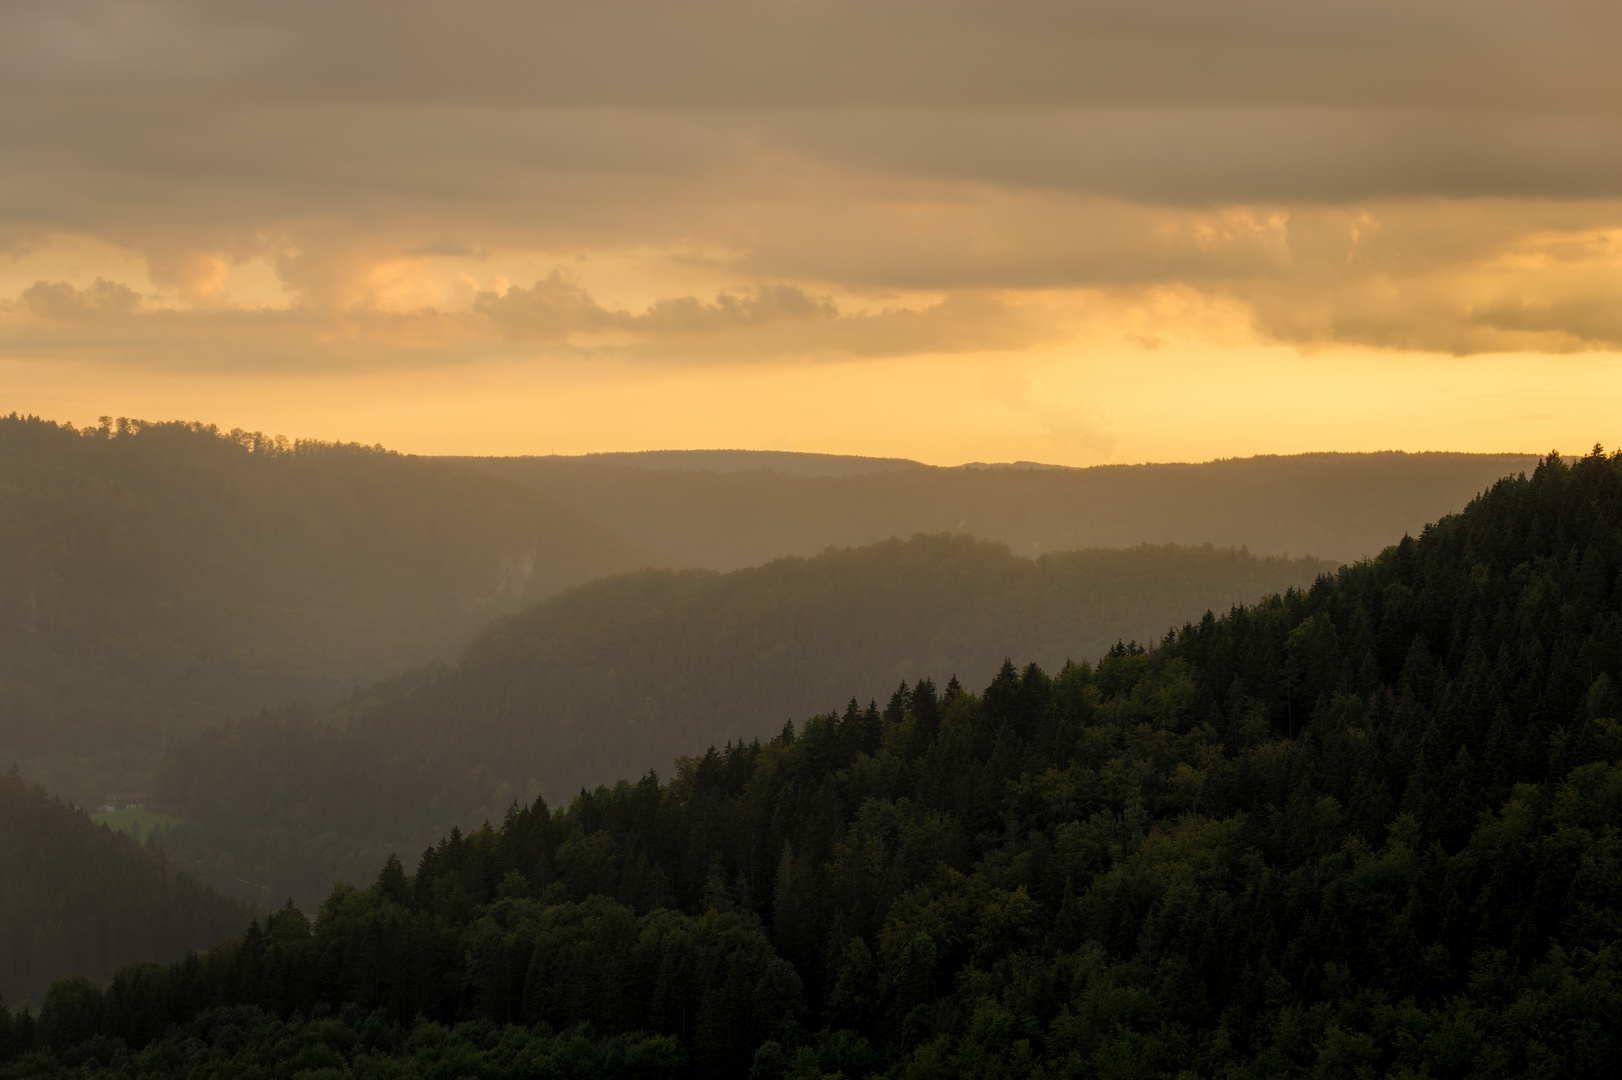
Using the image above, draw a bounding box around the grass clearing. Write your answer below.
[91,807,182,843]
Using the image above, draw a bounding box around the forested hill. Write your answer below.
[9,450,1622,1078]
[0,771,250,1009]
[470,449,1537,570]
[154,537,1332,906]
[0,415,660,804]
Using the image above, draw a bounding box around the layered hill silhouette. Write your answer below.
[472,449,1538,570]
[0,415,660,802]
[0,771,249,1009]
[11,450,1621,1079]
[153,535,1333,905]
[4,414,1533,812]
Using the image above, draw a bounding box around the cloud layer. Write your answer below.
[2,0,1621,374]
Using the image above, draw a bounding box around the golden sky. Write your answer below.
[3,1,1621,464]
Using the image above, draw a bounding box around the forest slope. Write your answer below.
[472,450,1537,570]
[0,772,250,1009]
[154,536,1333,905]
[0,415,660,803]
[9,450,1622,1079]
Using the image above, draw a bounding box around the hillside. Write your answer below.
[573,449,920,476]
[8,450,1621,1079]
[471,450,1538,570]
[152,536,1334,905]
[0,415,660,803]
[0,771,249,1010]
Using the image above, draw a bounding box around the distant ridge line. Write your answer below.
[495,448,924,477]
[455,448,1542,479]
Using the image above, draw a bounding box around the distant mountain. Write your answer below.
[570,448,921,476]
[0,415,661,803]
[470,450,1539,571]
[0,771,248,1009]
[153,534,1333,905]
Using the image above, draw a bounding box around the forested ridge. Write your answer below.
[0,772,250,1009]
[150,537,1332,906]
[6,450,1622,1077]
[0,414,657,802]
[472,450,1537,570]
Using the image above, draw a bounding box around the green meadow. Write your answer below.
[89,807,181,844]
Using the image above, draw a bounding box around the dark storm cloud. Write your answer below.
[8,0,1617,111]
[3,0,1620,221]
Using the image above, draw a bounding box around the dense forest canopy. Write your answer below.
[151,536,1332,906]
[0,414,659,802]
[5,449,1620,1078]
[469,450,1538,570]
[0,771,249,1010]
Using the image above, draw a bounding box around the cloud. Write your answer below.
[767,108,1622,203]
[5,196,1620,364]
[473,274,1050,359]
[474,273,618,342]
[5,2,1622,237]
[1473,297,1622,352]
[983,368,1119,456]
[17,277,140,320]
[1226,209,1622,354]
[3,1,1622,369]
[475,276,840,342]
[8,2,1618,113]
[145,248,231,302]
[638,284,839,334]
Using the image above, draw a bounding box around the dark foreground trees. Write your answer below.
[6,450,1621,1078]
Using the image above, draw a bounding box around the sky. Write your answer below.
[3,0,1620,465]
